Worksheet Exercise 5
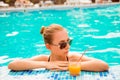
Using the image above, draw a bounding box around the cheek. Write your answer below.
[51,46,59,51]
[51,46,63,53]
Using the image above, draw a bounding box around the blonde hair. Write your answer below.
[40,24,64,44]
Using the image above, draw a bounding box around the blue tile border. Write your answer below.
[0,65,120,80]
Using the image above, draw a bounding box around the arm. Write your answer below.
[8,55,68,71]
[69,53,109,71]
[8,59,47,71]
[8,55,48,70]
[81,57,109,71]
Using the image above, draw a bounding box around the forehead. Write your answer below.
[52,30,69,42]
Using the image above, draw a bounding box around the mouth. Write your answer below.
[65,51,69,54]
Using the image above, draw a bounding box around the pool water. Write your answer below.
[0,4,120,67]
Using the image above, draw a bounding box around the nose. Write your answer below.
[65,42,70,50]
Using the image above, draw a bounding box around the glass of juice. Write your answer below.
[68,62,81,76]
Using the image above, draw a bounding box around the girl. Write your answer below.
[8,24,109,71]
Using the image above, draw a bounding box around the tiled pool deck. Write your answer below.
[0,2,120,12]
[0,65,120,80]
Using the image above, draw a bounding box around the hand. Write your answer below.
[45,61,69,71]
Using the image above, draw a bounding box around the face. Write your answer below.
[49,30,71,56]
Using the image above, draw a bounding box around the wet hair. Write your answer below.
[40,24,64,44]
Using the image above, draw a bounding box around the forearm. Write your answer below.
[81,59,109,71]
[8,60,47,71]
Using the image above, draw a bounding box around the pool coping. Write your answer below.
[0,2,120,12]
[0,65,120,80]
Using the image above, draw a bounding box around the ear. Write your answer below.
[45,43,51,50]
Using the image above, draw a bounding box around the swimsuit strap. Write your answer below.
[66,56,69,61]
[48,56,69,62]
[48,56,50,62]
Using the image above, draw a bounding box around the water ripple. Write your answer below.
[0,56,20,64]
[88,48,120,53]
[85,32,120,39]
[6,31,19,37]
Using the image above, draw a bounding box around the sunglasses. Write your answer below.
[51,39,72,49]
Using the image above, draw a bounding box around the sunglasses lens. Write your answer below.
[59,39,72,49]
[60,42,67,49]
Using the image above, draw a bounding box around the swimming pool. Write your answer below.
[0,4,120,67]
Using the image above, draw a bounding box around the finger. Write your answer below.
[57,62,68,65]
[50,67,61,71]
[49,66,68,71]
[57,66,68,71]
[58,63,68,67]
[57,62,69,67]
[51,68,67,71]
[56,61,68,64]
[50,69,61,71]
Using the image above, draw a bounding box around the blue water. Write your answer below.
[0,5,120,66]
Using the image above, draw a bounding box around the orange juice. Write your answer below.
[69,63,81,76]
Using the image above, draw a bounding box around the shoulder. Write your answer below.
[68,52,92,61]
[68,52,80,60]
[30,55,49,61]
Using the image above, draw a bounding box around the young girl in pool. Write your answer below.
[8,24,109,71]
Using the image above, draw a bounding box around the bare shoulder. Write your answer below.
[68,52,79,60]
[30,55,49,61]
[68,52,92,61]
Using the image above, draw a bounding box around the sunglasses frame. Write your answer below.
[51,39,72,49]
